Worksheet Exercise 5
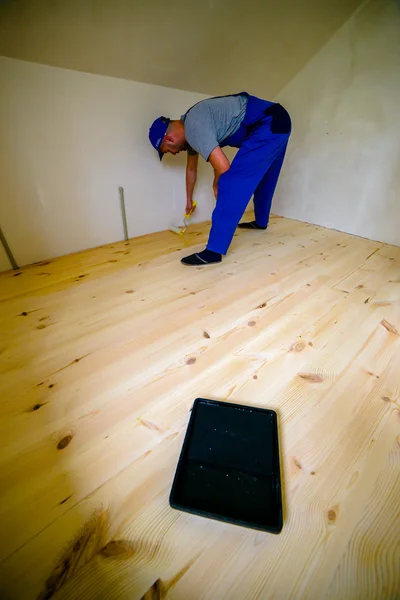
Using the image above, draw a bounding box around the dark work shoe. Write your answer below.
[238,221,267,230]
[181,249,222,266]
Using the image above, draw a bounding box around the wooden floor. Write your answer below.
[0,215,399,600]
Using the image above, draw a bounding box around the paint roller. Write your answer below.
[169,201,197,236]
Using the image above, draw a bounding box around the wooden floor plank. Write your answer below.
[0,215,399,599]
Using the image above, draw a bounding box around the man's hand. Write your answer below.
[213,179,219,200]
[185,198,196,215]
[209,147,230,200]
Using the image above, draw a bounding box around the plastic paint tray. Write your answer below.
[170,398,283,533]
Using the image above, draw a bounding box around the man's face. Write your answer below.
[160,136,188,155]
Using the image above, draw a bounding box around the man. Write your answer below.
[149,92,291,266]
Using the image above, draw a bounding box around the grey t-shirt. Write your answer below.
[181,94,248,161]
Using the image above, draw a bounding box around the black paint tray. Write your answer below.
[170,398,283,533]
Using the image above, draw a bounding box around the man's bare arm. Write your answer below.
[209,147,230,199]
[186,153,199,213]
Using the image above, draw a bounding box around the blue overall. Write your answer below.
[207,93,291,255]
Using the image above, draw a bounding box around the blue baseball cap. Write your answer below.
[149,116,170,160]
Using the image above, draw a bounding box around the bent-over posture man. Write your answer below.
[149,92,291,266]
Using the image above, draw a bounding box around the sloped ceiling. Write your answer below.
[0,0,364,98]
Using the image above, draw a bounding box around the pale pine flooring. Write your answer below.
[0,215,399,600]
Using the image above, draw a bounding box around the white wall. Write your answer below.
[0,241,11,272]
[0,57,213,269]
[274,0,400,246]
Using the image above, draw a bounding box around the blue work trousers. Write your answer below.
[207,95,291,255]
